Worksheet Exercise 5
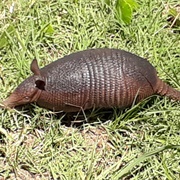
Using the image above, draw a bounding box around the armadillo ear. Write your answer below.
[31,59,41,75]
[35,80,45,90]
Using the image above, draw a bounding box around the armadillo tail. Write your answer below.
[156,78,180,101]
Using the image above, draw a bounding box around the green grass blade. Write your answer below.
[113,145,180,179]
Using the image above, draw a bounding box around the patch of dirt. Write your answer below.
[81,126,113,151]
[0,168,50,180]
[0,125,115,179]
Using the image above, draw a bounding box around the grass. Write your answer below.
[0,0,180,179]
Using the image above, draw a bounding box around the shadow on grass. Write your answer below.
[10,96,160,128]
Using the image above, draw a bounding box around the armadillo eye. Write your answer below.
[24,96,30,101]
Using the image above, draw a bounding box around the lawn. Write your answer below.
[0,0,180,179]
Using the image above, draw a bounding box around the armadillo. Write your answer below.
[2,48,180,112]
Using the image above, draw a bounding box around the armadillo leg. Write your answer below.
[156,78,180,101]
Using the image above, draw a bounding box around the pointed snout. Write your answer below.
[2,98,15,109]
[2,93,20,109]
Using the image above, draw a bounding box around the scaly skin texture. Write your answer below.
[2,48,180,112]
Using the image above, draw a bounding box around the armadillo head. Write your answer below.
[2,59,46,109]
